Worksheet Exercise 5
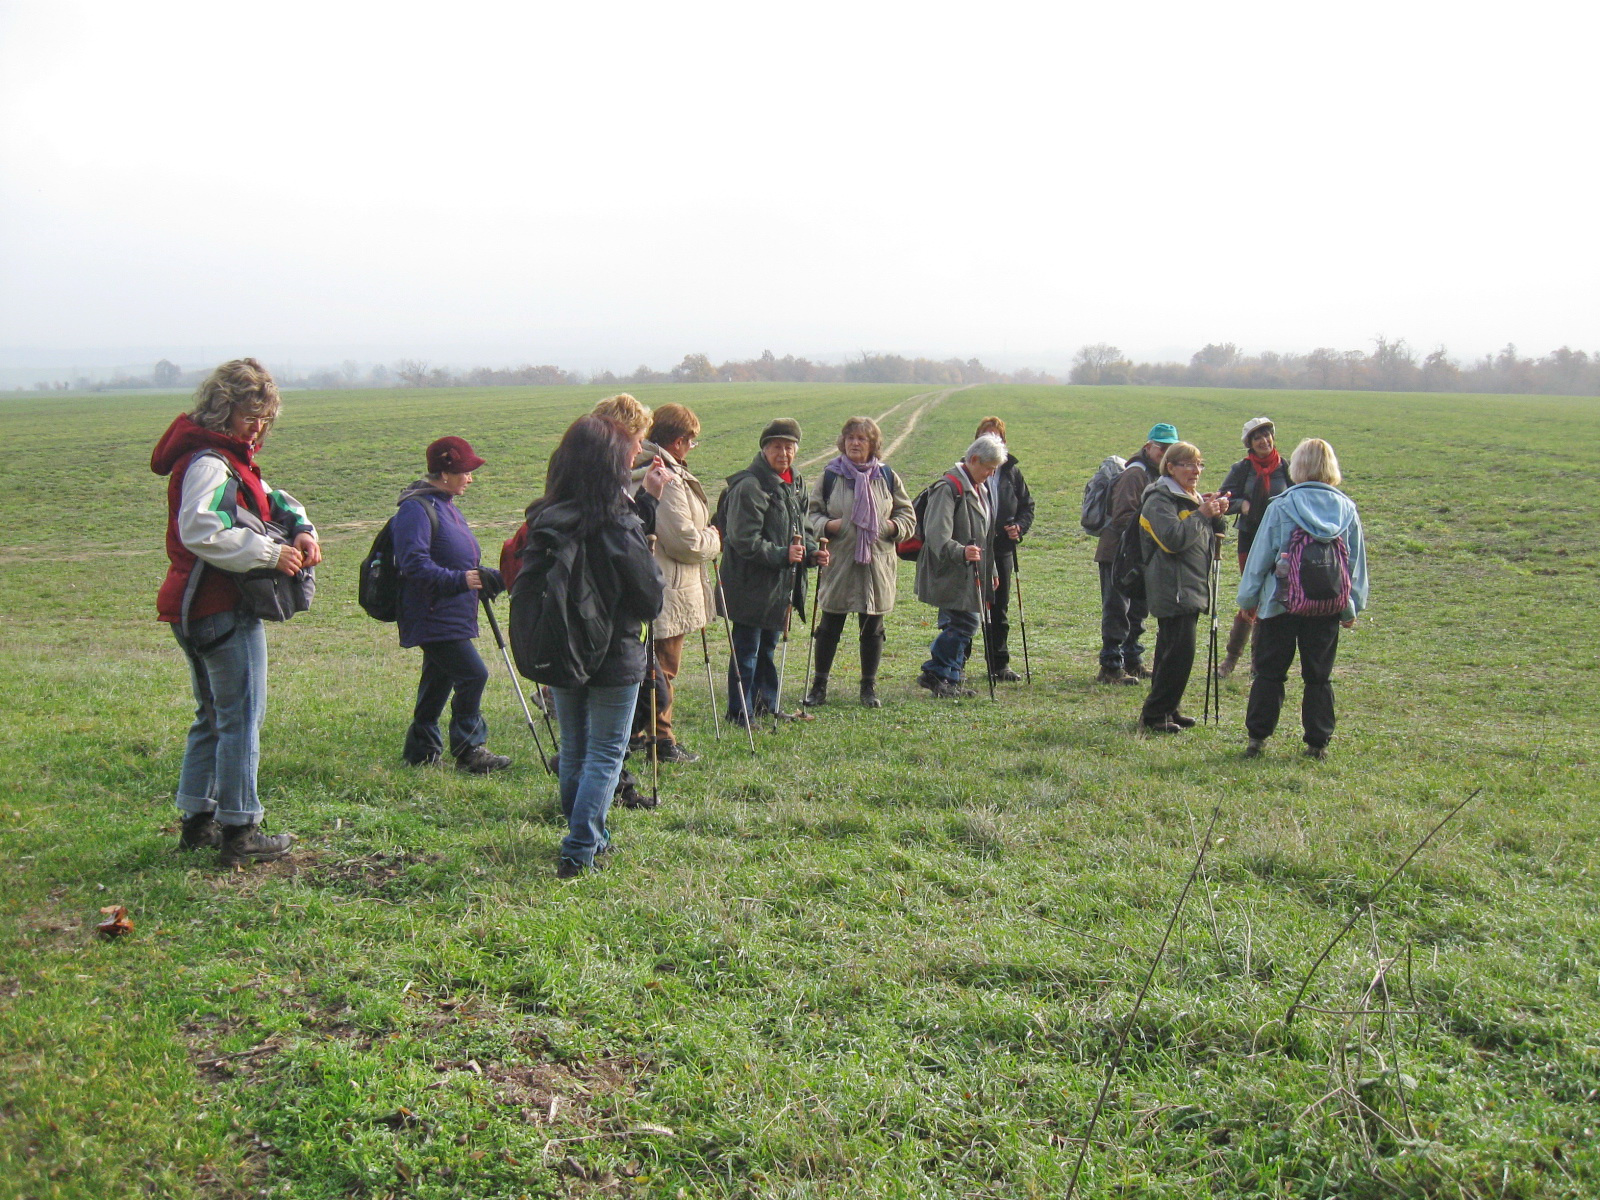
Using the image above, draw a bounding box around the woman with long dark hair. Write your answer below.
[518,416,663,877]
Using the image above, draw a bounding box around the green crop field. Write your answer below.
[1,382,1596,1199]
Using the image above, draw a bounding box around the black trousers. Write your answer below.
[812,611,886,681]
[986,547,1015,670]
[1246,614,1341,748]
[1142,613,1198,726]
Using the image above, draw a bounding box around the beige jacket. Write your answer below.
[635,441,720,639]
[806,465,916,615]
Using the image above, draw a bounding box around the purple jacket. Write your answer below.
[393,481,502,648]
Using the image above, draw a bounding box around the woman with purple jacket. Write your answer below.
[394,436,509,773]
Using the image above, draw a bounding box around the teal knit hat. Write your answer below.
[1146,423,1179,444]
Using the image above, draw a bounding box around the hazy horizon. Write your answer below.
[3,1,1594,377]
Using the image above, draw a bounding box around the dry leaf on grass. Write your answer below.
[96,905,133,938]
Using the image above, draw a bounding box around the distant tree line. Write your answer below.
[20,340,1596,396]
[1069,338,1600,396]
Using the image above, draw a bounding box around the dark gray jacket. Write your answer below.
[1138,478,1226,618]
[914,467,994,611]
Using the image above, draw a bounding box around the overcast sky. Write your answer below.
[2,0,1595,376]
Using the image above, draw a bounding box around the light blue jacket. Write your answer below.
[1237,482,1368,621]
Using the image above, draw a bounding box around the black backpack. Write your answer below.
[508,526,613,687]
[358,498,438,622]
[1111,510,1152,602]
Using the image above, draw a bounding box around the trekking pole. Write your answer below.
[971,550,996,701]
[800,537,828,704]
[1011,543,1032,684]
[713,561,758,754]
[479,593,556,776]
[1204,534,1223,725]
[773,532,803,728]
[645,617,661,805]
[699,625,721,742]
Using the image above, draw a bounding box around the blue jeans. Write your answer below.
[922,608,979,683]
[726,623,779,723]
[550,683,636,866]
[171,610,267,827]
[404,638,489,764]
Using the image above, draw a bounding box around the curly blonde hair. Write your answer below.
[590,393,652,438]
[190,358,281,434]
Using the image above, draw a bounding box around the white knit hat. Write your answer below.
[1241,416,1274,446]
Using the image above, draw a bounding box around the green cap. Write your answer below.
[1147,423,1179,444]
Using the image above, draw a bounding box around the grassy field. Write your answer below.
[1,382,1596,1200]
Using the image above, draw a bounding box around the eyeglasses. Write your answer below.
[1174,461,1204,471]
[687,438,699,449]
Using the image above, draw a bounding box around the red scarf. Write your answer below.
[1248,448,1281,501]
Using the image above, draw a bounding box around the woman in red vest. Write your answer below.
[151,359,321,866]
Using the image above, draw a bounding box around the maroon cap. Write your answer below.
[426,436,485,474]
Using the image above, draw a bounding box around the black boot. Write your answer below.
[802,674,829,707]
[178,811,221,851]
[219,823,295,867]
[860,678,881,708]
[859,630,885,708]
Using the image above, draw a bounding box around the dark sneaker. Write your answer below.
[178,811,221,851]
[1244,738,1265,758]
[1303,744,1328,761]
[993,667,1022,683]
[219,823,295,867]
[860,681,881,708]
[1169,713,1197,729]
[656,741,700,764]
[457,746,512,774]
[1142,719,1183,735]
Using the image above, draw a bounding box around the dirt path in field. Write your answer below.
[797,384,972,472]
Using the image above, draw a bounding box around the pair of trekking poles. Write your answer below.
[967,541,1032,700]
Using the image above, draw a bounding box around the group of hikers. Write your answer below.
[153,360,1368,877]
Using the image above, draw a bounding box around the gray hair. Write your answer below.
[965,434,1006,468]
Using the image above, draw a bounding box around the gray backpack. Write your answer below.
[1080,454,1127,534]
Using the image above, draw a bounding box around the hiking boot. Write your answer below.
[178,811,221,851]
[1169,713,1197,729]
[1244,738,1265,758]
[928,678,976,699]
[615,780,659,809]
[405,752,442,766]
[1303,744,1328,761]
[860,679,881,708]
[457,746,511,774]
[917,670,941,692]
[1215,655,1238,680]
[993,667,1022,683]
[1096,667,1137,686]
[1125,661,1153,680]
[655,741,700,764]
[219,823,295,867]
[802,675,829,707]
[556,856,605,880]
[1142,719,1183,735]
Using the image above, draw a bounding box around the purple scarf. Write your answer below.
[825,454,883,564]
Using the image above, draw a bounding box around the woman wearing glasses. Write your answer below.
[1136,442,1229,733]
[630,403,720,763]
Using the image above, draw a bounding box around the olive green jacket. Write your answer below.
[1138,478,1227,618]
[719,455,818,629]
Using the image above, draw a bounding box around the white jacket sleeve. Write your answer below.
[176,454,283,573]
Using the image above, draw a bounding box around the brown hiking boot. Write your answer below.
[1096,667,1137,686]
[219,823,295,867]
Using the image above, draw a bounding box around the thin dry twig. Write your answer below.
[1062,805,1221,1200]
[1284,787,1482,1027]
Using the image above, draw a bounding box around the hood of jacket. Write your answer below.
[397,478,454,508]
[1276,482,1357,540]
[150,413,256,477]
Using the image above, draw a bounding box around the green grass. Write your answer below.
[1,383,1596,1199]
